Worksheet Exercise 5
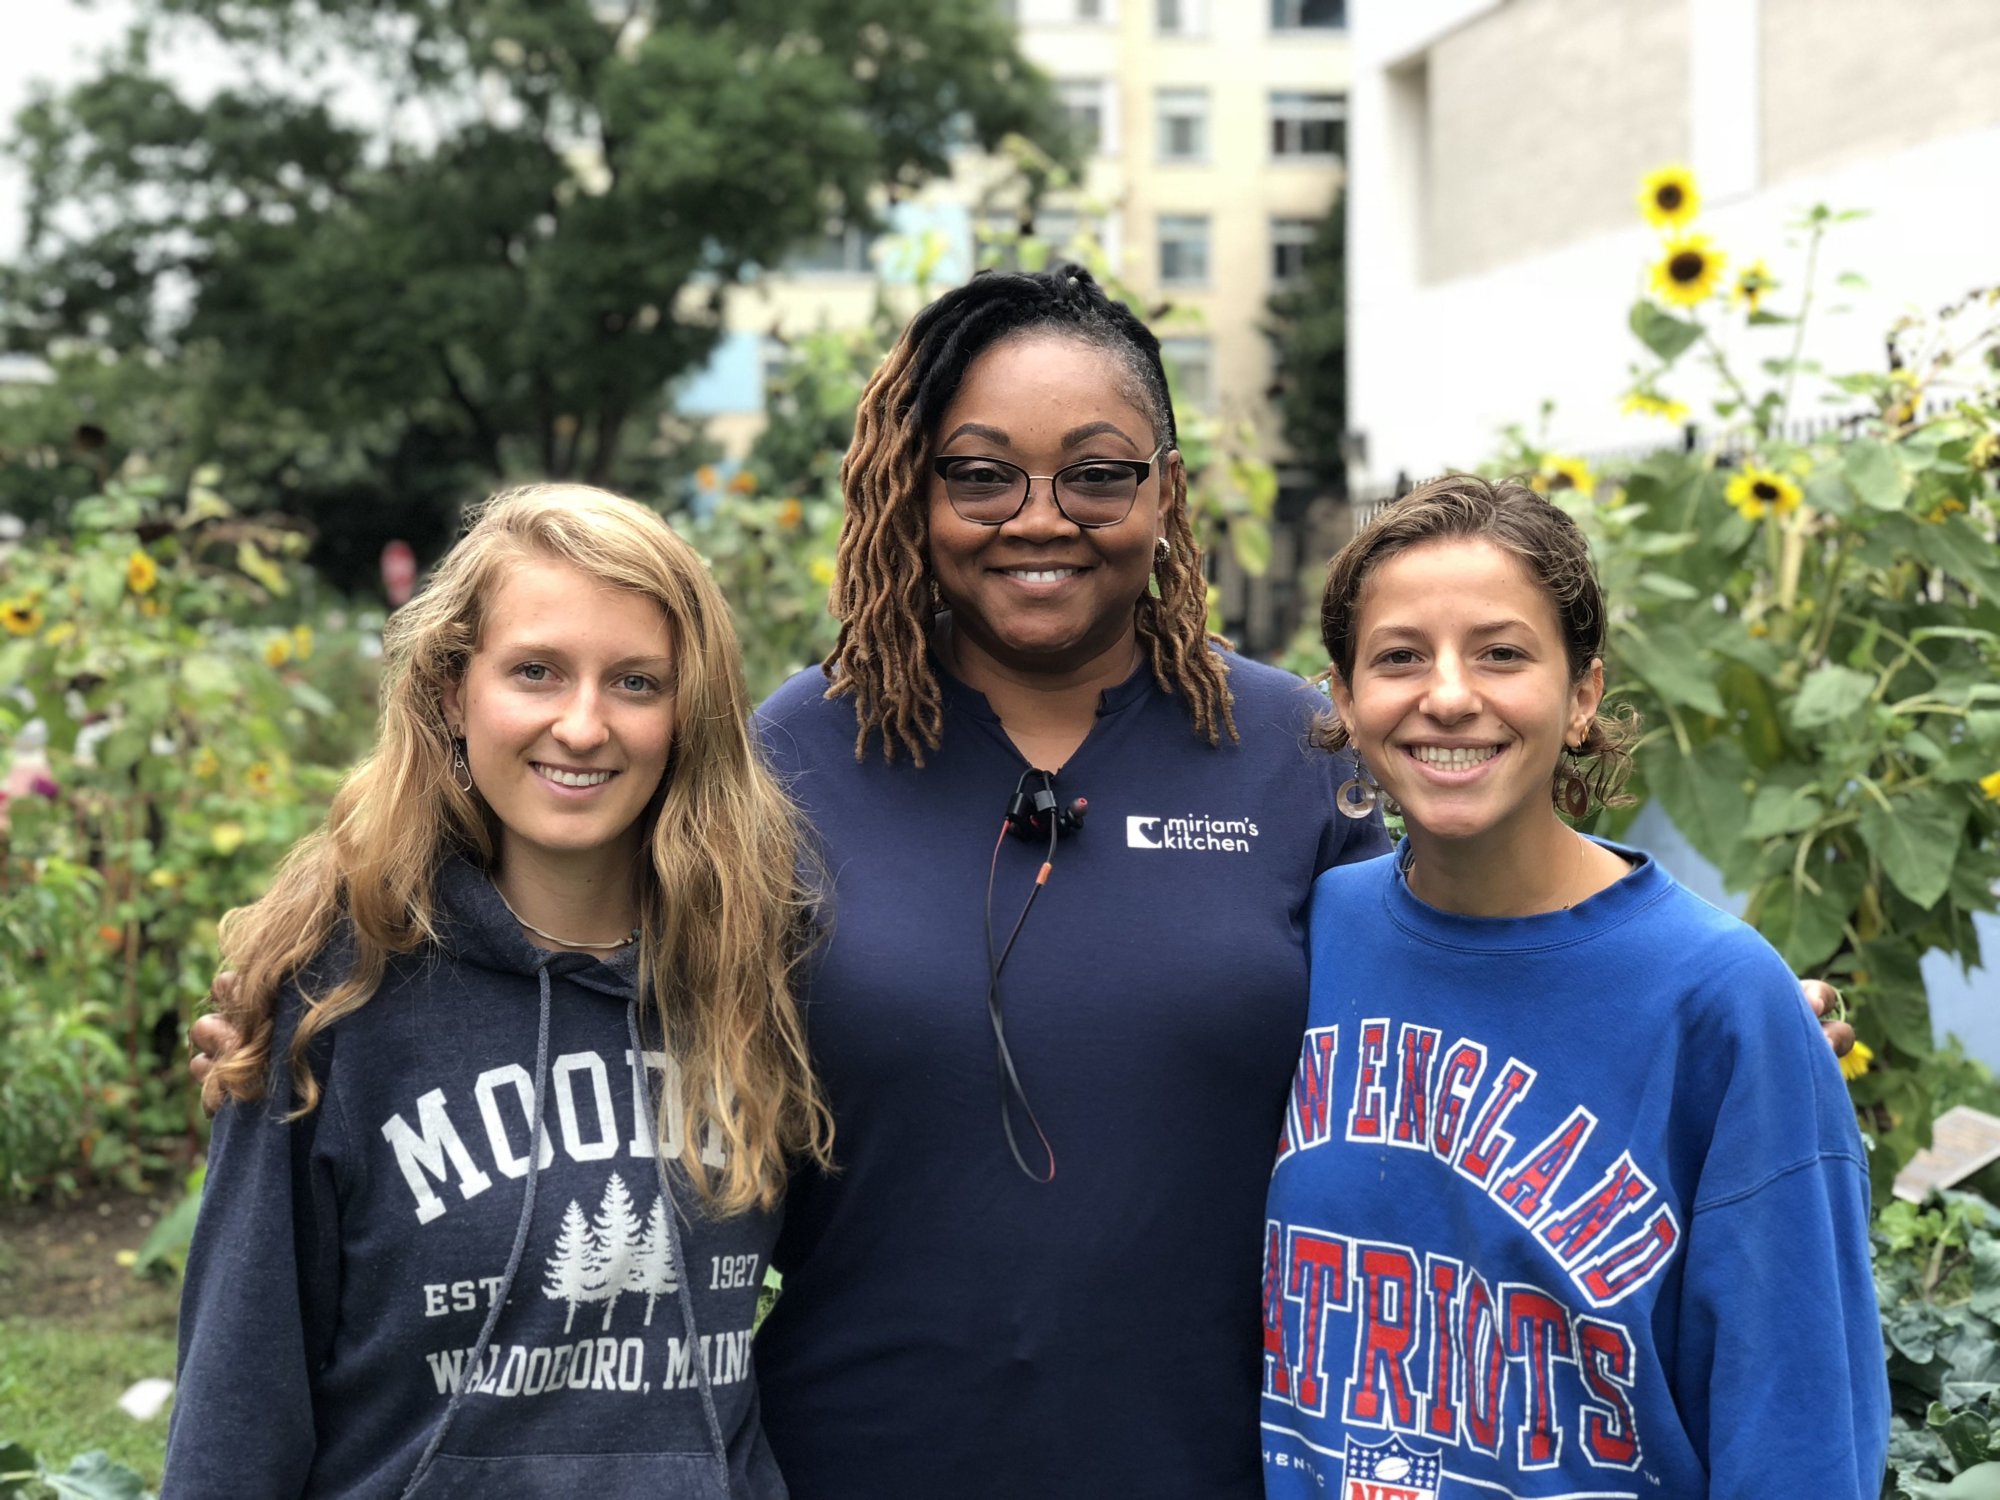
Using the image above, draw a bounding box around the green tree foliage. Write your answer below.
[1,0,1067,569]
[1265,197,1345,495]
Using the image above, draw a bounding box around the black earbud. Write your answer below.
[1003,769,1088,843]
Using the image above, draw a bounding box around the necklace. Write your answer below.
[492,883,640,952]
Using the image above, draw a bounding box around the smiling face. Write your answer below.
[927,333,1180,679]
[1330,538,1602,855]
[442,558,676,881]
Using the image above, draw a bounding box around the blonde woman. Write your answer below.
[164,486,829,1500]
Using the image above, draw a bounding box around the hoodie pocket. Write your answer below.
[406,1451,735,1499]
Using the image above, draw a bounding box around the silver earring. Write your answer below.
[1335,763,1381,820]
[1155,536,1171,561]
[452,738,474,794]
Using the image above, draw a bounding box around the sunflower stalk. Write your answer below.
[1777,215,1826,432]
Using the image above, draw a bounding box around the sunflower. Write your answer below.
[1731,259,1776,313]
[776,498,804,530]
[694,465,718,491]
[1725,466,1803,520]
[1621,391,1689,424]
[1637,166,1700,230]
[263,635,293,669]
[0,597,43,636]
[1981,768,2000,802]
[126,550,158,595]
[292,624,315,661]
[728,470,757,496]
[1650,233,1726,309]
[1969,432,2000,471]
[1838,1039,1874,1083]
[192,746,221,779]
[1533,455,1596,497]
[246,760,275,794]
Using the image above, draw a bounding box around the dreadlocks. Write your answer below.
[825,263,1236,764]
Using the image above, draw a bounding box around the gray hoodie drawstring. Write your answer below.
[625,1001,731,1487]
[399,960,556,1498]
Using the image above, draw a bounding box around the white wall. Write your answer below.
[1347,0,2000,487]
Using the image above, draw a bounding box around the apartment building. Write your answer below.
[1347,0,2000,491]
[678,0,1350,465]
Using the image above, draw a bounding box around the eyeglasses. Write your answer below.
[930,446,1166,528]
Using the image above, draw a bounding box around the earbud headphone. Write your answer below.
[985,768,1086,1183]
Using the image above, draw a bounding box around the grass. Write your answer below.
[0,1317,176,1489]
[0,1193,181,1492]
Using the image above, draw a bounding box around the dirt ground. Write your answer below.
[0,1186,182,1329]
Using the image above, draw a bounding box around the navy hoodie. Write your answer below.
[164,859,786,1500]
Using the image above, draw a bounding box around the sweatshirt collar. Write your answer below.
[435,856,640,999]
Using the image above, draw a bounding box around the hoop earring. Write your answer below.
[1559,740,1590,818]
[452,738,474,795]
[1336,762,1382,820]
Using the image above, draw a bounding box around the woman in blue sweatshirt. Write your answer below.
[1260,475,1886,1498]
[164,485,829,1499]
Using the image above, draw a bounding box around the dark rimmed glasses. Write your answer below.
[930,446,1166,528]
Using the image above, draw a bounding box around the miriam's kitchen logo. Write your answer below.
[1126,813,1260,853]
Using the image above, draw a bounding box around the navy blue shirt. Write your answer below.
[754,652,1387,1499]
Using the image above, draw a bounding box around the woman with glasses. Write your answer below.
[746,264,1390,1497]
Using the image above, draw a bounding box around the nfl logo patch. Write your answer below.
[1342,1434,1443,1500]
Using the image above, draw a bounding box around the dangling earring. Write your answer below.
[1560,740,1590,818]
[928,577,944,613]
[1336,762,1382,820]
[1147,536,1171,600]
[451,737,474,795]
[1155,536,1171,562]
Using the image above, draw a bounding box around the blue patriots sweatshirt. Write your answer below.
[163,859,785,1500]
[1261,845,1887,1500]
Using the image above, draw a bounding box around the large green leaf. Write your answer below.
[1843,439,1911,511]
[1615,623,1726,717]
[1860,789,1970,909]
[1749,855,1865,970]
[1629,300,1703,361]
[1790,665,1875,729]
[1743,783,1824,838]
[41,1452,151,1500]
[1637,735,1752,873]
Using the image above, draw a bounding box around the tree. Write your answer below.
[542,1199,596,1334]
[1,0,1069,562]
[587,1170,643,1331]
[1265,198,1346,495]
[631,1193,679,1326]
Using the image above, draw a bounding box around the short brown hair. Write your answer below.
[1311,473,1638,815]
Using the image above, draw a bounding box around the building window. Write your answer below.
[1156,89,1209,163]
[1271,217,1318,285]
[1270,92,1345,158]
[1158,336,1215,410]
[1156,0,1205,34]
[1057,78,1117,155]
[1157,214,1210,287]
[784,224,872,275]
[1271,0,1345,29]
[978,209,1108,269]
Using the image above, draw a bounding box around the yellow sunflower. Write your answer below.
[192,746,221,779]
[0,598,43,636]
[126,550,158,595]
[1621,391,1690,424]
[1838,1039,1873,1083]
[776,498,804,531]
[1969,432,2000,471]
[292,624,315,661]
[1533,455,1596,497]
[728,470,757,496]
[246,760,275,794]
[1650,233,1726,309]
[263,635,293,669]
[1732,259,1776,313]
[1981,768,2000,802]
[1637,165,1700,229]
[1725,466,1804,520]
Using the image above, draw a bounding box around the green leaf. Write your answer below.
[1791,665,1878,730]
[1843,440,1910,511]
[1633,570,1700,601]
[1229,517,1272,576]
[1945,1462,2000,1499]
[1744,784,1824,838]
[1637,736,1752,875]
[1750,855,1865,969]
[1630,301,1702,362]
[1746,309,1795,326]
[41,1452,151,1500]
[1859,789,1969,909]
[1615,623,1726,717]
